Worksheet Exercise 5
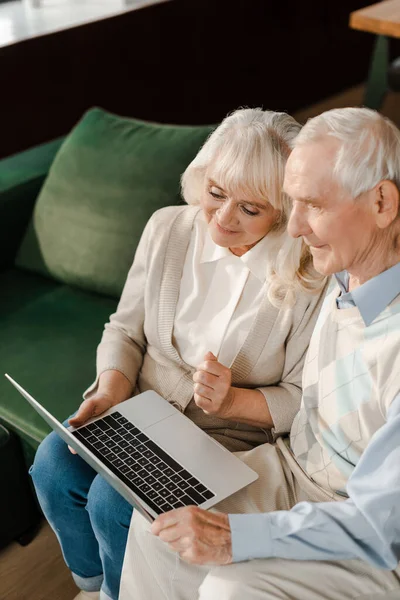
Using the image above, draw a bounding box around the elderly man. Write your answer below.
[118,107,400,600]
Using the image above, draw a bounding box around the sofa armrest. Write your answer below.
[0,138,64,272]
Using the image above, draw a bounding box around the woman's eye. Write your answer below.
[242,206,259,216]
[209,190,224,200]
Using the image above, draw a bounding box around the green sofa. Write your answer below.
[0,108,214,476]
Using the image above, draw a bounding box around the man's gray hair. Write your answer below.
[294,107,400,199]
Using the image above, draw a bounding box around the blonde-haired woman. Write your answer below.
[31,108,328,600]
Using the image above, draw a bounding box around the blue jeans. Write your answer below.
[30,426,133,600]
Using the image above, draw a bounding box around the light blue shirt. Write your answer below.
[229,262,400,568]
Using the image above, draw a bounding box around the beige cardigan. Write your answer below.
[86,206,328,452]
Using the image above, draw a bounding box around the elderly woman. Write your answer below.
[30,108,327,600]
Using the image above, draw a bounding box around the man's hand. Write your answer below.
[151,506,232,565]
[67,392,114,454]
[193,351,235,418]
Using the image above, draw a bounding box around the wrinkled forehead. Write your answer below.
[283,141,338,200]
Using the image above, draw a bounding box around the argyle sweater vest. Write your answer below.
[290,286,400,496]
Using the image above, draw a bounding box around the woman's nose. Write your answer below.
[217,200,237,225]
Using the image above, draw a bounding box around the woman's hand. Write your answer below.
[151,506,232,565]
[67,392,114,454]
[193,351,235,419]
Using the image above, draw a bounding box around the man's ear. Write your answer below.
[375,180,399,229]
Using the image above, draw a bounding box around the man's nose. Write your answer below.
[287,202,311,239]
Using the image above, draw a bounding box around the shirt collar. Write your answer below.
[335,262,400,326]
[200,226,270,283]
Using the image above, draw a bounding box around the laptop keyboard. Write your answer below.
[72,411,215,515]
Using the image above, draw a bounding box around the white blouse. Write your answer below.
[172,211,269,368]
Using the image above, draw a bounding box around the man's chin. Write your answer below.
[312,258,336,277]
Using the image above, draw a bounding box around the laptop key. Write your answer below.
[93,441,104,450]
[138,469,148,478]
[138,458,150,467]
[112,435,123,444]
[152,482,163,491]
[202,490,215,500]
[95,420,111,432]
[76,427,92,438]
[159,503,173,513]
[119,440,129,449]
[178,480,190,491]
[120,465,131,474]
[153,495,166,507]
[163,468,175,478]
[125,457,135,466]
[195,483,208,494]
[150,456,162,465]
[105,440,116,449]
[178,469,192,480]
[165,494,178,504]
[152,469,163,479]
[186,488,205,504]
[159,476,169,486]
[112,459,124,469]
[159,489,170,498]
[124,433,135,442]
[86,435,97,444]
[125,445,138,454]
[187,477,200,487]
[180,495,196,506]
[136,444,147,453]
[114,414,129,425]
[109,430,121,438]
[142,450,154,459]
[170,474,183,484]
[137,433,149,443]
[157,462,169,472]
[144,475,156,486]
[147,490,159,500]
[113,445,126,455]
[103,415,121,429]
[99,447,113,458]
[166,482,177,492]
[138,483,151,494]
[86,423,98,432]
[172,500,185,508]
[145,441,183,473]
[124,423,137,431]
[118,451,129,461]
[174,489,185,499]
[145,463,157,473]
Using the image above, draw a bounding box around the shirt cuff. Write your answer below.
[228,513,274,562]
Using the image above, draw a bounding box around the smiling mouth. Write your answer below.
[215,221,238,235]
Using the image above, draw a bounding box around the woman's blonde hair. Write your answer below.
[181,108,325,307]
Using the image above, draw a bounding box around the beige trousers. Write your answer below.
[119,440,400,600]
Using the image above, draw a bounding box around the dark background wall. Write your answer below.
[0,0,397,159]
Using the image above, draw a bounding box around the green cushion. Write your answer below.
[0,268,117,455]
[16,108,214,297]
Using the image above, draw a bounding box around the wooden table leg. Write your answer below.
[364,34,389,110]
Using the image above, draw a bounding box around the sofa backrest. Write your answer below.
[16,108,214,298]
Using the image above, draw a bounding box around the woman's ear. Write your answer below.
[375,180,400,229]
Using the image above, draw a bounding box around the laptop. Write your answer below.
[5,374,258,523]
